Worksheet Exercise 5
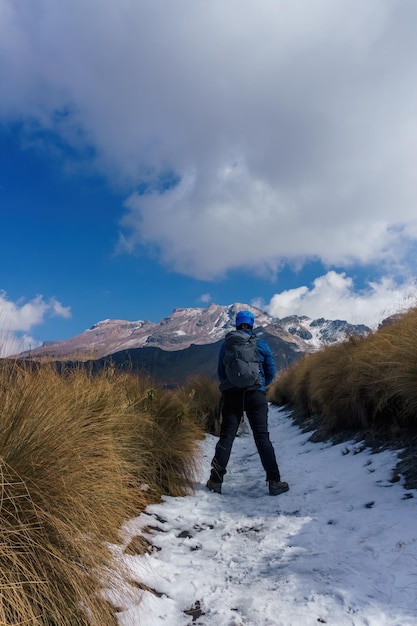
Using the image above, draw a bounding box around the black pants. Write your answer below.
[210,389,281,483]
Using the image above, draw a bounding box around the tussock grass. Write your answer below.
[0,361,137,624]
[182,375,221,434]
[127,387,205,499]
[307,337,372,432]
[105,373,209,501]
[269,307,417,437]
[0,360,213,624]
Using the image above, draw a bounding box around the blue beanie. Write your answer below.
[235,310,255,328]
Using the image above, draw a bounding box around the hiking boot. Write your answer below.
[206,479,222,494]
[268,480,289,496]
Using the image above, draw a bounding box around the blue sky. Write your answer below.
[1,0,417,355]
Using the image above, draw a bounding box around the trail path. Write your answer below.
[112,408,417,626]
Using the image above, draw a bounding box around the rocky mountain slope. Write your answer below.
[15,304,371,386]
[19,303,370,361]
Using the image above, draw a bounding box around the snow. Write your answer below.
[111,407,417,626]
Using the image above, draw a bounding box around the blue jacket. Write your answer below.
[217,330,276,392]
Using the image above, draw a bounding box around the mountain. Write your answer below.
[15,304,371,386]
[18,303,370,360]
[18,304,269,359]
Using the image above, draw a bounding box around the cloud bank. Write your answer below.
[1,0,417,281]
[263,271,417,328]
[0,292,71,357]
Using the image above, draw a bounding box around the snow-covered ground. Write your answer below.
[111,407,417,626]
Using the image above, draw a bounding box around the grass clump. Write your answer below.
[0,358,221,623]
[0,361,137,624]
[182,375,221,434]
[0,362,215,623]
[269,307,417,439]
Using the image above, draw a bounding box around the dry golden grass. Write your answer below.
[181,375,221,434]
[0,360,213,624]
[103,373,208,502]
[307,337,373,432]
[127,387,205,500]
[269,307,417,437]
[0,361,138,624]
[269,352,320,415]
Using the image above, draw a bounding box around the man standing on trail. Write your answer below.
[207,310,289,496]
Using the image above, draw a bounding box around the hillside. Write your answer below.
[81,332,302,387]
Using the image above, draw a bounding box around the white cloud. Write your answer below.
[199,293,212,304]
[1,1,417,280]
[0,332,39,359]
[265,271,417,327]
[0,292,48,332]
[0,292,71,357]
[50,297,71,319]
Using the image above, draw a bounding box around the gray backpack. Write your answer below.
[222,330,261,389]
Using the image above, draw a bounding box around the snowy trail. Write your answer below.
[112,407,417,626]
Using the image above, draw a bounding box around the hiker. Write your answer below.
[207,310,289,496]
